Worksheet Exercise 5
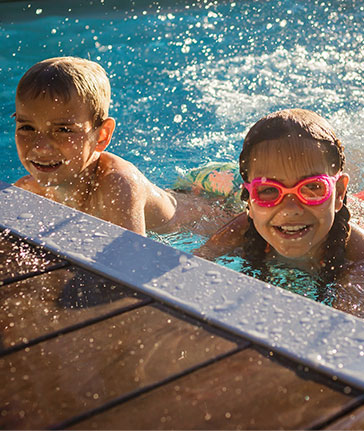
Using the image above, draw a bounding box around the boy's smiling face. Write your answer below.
[247,138,348,263]
[15,93,99,187]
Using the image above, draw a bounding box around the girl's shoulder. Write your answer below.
[346,223,364,262]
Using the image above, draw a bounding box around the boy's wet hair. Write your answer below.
[16,56,111,127]
[239,108,350,285]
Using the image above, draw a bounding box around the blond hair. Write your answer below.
[16,56,111,126]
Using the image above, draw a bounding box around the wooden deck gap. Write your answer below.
[310,396,364,430]
[50,346,245,430]
[0,297,154,358]
[150,302,250,349]
[0,261,71,286]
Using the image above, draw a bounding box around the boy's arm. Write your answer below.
[194,211,249,260]
[97,173,147,236]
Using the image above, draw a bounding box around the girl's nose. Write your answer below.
[280,193,305,215]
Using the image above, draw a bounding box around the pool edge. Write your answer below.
[1,179,364,391]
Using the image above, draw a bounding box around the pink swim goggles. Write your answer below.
[244,173,341,207]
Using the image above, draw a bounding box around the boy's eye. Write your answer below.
[17,125,35,132]
[56,126,73,133]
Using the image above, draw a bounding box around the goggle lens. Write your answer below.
[299,180,328,200]
[255,184,280,202]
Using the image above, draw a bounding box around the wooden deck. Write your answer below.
[1,228,364,430]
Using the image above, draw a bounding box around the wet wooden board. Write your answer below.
[0,304,240,430]
[70,347,363,430]
[0,229,66,284]
[324,404,364,429]
[0,266,150,353]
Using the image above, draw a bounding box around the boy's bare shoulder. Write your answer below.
[88,153,149,233]
[96,152,148,196]
[14,175,42,194]
[96,152,177,232]
[98,152,142,179]
[95,152,148,202]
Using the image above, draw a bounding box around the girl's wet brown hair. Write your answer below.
[16,56,111,127]
[240,108,345,184]
[239,109,350,284]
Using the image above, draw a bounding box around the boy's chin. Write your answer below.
[35,177,61,187]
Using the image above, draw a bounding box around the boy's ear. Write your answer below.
[335,173,349,212]
[95,118,115,152]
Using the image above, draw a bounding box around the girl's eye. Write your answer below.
[301,181,326,197]
[305,182,321,190]
[257,186,278,195]
[256,186,280,200]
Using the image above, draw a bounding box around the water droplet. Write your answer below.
[17,213,33,220]
[93,232,107,238]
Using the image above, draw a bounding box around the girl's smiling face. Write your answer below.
[247,138,348,263]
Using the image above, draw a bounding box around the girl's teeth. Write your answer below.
[278,225,308,234]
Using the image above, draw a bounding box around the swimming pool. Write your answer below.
[1,0,363,303]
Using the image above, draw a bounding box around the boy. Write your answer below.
[14,57,232,236]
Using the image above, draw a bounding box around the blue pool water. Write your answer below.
[1,0,364,302]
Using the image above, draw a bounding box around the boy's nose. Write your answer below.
[34,132,53,150]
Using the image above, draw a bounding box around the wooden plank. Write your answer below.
[0,304,240,430]
[69,347,363,430]
[0,229,66,284]
[0,266,150,353]
[324,404,364,429]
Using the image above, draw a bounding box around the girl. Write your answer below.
[197,109,364,301]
